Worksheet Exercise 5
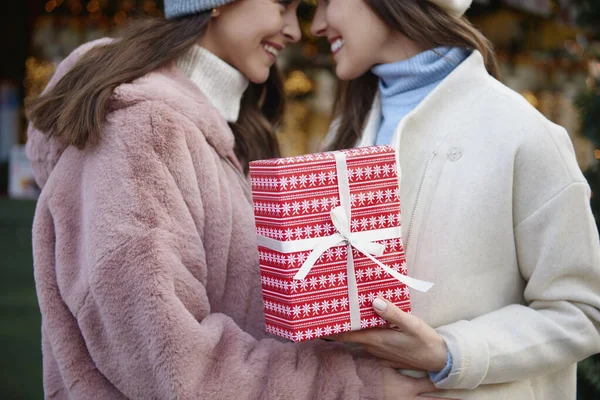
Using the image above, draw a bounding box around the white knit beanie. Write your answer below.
[428,0,473,16]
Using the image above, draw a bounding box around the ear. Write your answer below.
[211,8,221,17]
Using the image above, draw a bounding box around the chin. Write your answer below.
[245,66,271,84]
[335,64,365,81]
[334,56,370,81]
[248,75,269,84]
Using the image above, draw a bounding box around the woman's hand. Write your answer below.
[382,365,442,399]
[333,298,448,372]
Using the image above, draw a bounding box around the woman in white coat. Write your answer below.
[311,0,600,399]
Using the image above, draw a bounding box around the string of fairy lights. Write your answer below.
[24,1,162,101]
[43,0,161,22]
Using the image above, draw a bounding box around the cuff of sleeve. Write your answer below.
[434,320,490,390]
[428,351,453,383]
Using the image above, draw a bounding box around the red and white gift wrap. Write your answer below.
[249,145,432,343]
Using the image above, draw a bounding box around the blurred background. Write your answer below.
[1,0,599,398]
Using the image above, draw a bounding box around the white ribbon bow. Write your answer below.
[294,206,433,293]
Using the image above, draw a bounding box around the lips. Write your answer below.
[262,41,284,60]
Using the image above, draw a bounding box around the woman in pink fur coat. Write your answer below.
[25,0,445,399]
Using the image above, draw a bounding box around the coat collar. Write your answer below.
[358,50,491,149]
[176,45,249,124]
[111,63,238,161]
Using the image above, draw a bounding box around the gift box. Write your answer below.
[249,145,432,342]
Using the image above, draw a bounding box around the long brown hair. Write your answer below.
[26,13,283,170]
[328,0,499,151]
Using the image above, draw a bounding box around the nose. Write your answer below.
[310,4,327,37]
[282,10,302,43]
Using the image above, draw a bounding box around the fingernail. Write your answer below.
[373,298,387,312]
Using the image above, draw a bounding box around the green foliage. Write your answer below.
[583,166,600,228]
[578,354,600,397]
[576,89,600,148]
[575,0,600,32]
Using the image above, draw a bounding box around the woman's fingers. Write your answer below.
[418,397,461,400]
[373,298,420,333]
[378,359,416,369]
[419,397,462,400]
[330,298,423,343]
[327,329,380,344]
[412,377,438,394]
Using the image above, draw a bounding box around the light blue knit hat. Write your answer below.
[164,0,238,19]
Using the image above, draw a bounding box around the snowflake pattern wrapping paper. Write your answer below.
[249,145,432,342]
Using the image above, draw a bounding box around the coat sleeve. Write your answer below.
[51,102,384,400]
[434,124,600,390]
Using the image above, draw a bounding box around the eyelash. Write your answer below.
[279,0,293,7]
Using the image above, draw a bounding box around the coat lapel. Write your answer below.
[359,50,490,149]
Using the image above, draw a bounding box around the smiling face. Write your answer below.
[201,0,302,83]
[311,0,425,80]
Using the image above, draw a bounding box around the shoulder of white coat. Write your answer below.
[474,76,588,224]
[476,76,584,183]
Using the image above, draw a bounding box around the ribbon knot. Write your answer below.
[330,206,386,258]
[291,207,384,281]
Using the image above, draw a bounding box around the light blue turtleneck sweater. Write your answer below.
[371,47,471,145]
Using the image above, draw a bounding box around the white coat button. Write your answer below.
[447,147,463,162]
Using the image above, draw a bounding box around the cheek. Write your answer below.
[348,24,388,63]
[326,8,345,34]
[226,10,281,46]
[346,32,373,61]
[225,29,261,64]
[336,35,380,80]
[250,10,283,38]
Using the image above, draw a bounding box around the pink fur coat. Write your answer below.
[26,40,383,399]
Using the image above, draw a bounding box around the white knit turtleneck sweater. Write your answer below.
[176,45,249,123]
